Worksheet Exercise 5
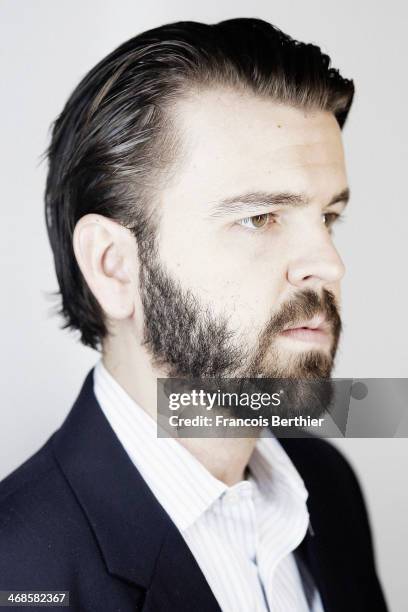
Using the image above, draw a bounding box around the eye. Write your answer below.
[238,213,274,230]
[322,212,342,228]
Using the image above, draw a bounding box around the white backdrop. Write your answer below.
[1,1,407,610]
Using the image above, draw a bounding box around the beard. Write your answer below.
[137,235,342,419]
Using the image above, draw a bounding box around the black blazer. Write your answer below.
[0,370,388,611]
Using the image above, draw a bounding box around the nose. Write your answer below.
[286,236,345,291]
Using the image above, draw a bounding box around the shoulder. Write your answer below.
[280,435,364,494]
[0,436,99,588]
[280,435,375,550]
[0,436,57,502]
[279,436,373,535]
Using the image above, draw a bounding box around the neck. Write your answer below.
[102,339,258,487]
[177,436,258,486]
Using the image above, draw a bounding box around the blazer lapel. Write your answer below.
[142,527,222,611]
[294,528,342,612]
[52,369,221,611]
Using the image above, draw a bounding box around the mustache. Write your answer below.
[263,288,342,338]
[245,288,342,378]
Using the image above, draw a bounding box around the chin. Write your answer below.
[249,347,335,380]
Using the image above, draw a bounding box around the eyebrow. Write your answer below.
[209,188,350,218]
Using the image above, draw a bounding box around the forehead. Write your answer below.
[169,88,347,202]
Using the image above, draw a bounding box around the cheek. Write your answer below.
[209,259,287,335]
[221,241,287,309]
[158,216,288,326]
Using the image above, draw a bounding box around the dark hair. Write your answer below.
[45,18,354,350]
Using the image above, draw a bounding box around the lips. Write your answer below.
[280,314,330,344]
[282,314,327,331]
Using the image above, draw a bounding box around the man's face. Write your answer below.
[137,88,348,379]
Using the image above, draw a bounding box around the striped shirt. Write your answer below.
[94,360,324,611]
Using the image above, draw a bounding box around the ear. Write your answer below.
[73,214,138,320]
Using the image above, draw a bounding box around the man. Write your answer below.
[0,18,387,611]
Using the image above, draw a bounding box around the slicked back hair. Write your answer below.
[45,18,354,349]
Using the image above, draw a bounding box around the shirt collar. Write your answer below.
[249,429,309,505]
